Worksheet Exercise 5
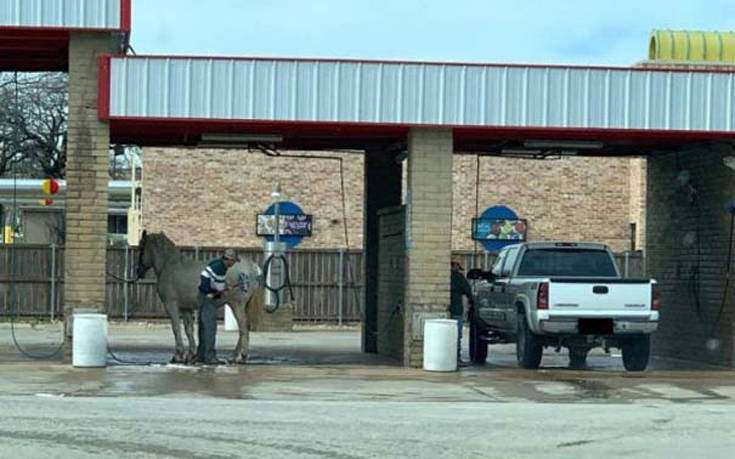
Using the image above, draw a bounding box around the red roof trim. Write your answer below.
[105,115,735,148]
[103,114,735,138]
[108,54,735,75]
[120,0,131,32]
[98,55,111,120]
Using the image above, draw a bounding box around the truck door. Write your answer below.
[497,245,521,332]
[477,247,508,330]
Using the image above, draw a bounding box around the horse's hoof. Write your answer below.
[233,355,248,365]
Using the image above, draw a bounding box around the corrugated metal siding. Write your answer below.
[0,0,120,29]
[109,57,735,133]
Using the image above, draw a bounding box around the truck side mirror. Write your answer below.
[467,268,494,282]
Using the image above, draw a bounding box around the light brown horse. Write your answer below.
[136,231,264,364]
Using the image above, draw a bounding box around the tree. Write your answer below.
[0,72,68,178]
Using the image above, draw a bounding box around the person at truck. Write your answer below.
[196,248,239,364]
[450,255,474,366]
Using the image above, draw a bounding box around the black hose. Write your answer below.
[262,253,294,313]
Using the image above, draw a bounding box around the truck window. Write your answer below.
[491,248,507,277]
[501,246,520,277]
[516,248,619,277]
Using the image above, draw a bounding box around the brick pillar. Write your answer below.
[363,149,402,353]
[403,128,453,367]
[64,32,115,353]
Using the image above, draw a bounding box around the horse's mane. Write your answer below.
[147,231,183,262]
[151,232,178,252]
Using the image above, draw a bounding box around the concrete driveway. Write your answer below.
[0,322,733,458]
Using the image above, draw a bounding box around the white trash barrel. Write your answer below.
[423,319,458,372]
[72,312,108,368]
[224,304,238,331]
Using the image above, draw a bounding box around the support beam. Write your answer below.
[362,149,402,353]
[403,128,454,367]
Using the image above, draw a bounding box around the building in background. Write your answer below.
[0,179,135,245]
[143,147,646,253]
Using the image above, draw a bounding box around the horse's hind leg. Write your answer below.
[230,297,250,364]
[166,302,186,363]
[181,310,197,364]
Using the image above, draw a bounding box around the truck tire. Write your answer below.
[568,347,589,369]
[622,335,650,372]
[516,313,543,369]
[469,321,488,363]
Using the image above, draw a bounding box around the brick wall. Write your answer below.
[143,148,365,249]
[647,149,735,366]
[144,148,644,253]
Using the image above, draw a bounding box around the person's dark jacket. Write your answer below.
[450,270,473,317]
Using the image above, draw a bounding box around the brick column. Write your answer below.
[403,128,453,367]
[64,32,115,352]
[362,149,402,353]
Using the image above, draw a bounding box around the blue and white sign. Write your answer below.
[472,205,527,252]
[257,201,311,249]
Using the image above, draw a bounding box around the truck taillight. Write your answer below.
[651,284,660,311]
[537,282,549,310]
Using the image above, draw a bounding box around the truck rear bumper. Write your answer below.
[540,319,657,334]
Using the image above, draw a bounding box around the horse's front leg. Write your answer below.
[181,310,197,364]
[166,302,186,363]
[229,295,250,364]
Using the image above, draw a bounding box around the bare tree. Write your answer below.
[1,72,141,180]
[0,72,67,178]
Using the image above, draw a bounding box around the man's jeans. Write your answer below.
[197,292,227,362]
[451,314,463,361]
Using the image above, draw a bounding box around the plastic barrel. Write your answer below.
[423,319,458,372]
[72,313,108,368]
[224,304,238,331]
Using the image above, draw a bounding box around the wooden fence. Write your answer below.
[0,244,644,322]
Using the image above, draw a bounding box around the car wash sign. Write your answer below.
[256,201,312,248]
[472,205,527,252]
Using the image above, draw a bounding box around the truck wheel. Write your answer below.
[622,335,650,372]
[516,313,543,369]
[568,347,589,369]
[469,321,488,363]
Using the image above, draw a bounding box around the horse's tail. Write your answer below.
[246,284,265,331]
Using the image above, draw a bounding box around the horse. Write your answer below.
[136,231,264,364]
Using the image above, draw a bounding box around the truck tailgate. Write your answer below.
[548,279,652,312]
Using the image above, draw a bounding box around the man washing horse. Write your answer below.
[137,231,264,365]
[197,248,239,364]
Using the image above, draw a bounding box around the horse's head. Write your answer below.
[136,230,177,280]
[136,230,152,280]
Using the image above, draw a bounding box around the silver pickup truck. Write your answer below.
[466,242,659,371]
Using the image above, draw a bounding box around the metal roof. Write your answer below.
[0,0,127,30]
[103,56,735,152]
[0,0,129,71]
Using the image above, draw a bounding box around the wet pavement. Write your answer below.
[1,321,733,404]
[1,322,734,458]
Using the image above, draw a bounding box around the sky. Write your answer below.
[129,0,735,67]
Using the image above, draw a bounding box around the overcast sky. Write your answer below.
[129,1,735,66]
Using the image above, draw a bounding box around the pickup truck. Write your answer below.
[466,242,659,371]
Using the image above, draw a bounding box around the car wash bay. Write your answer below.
[2,2,735,367]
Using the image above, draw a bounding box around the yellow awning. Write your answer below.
[649,30,735,62]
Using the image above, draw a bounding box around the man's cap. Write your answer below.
[451,255,463,267]
[223,248,240,261]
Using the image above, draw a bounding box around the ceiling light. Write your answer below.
[200,134,283,144]
[523,140,603,150]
